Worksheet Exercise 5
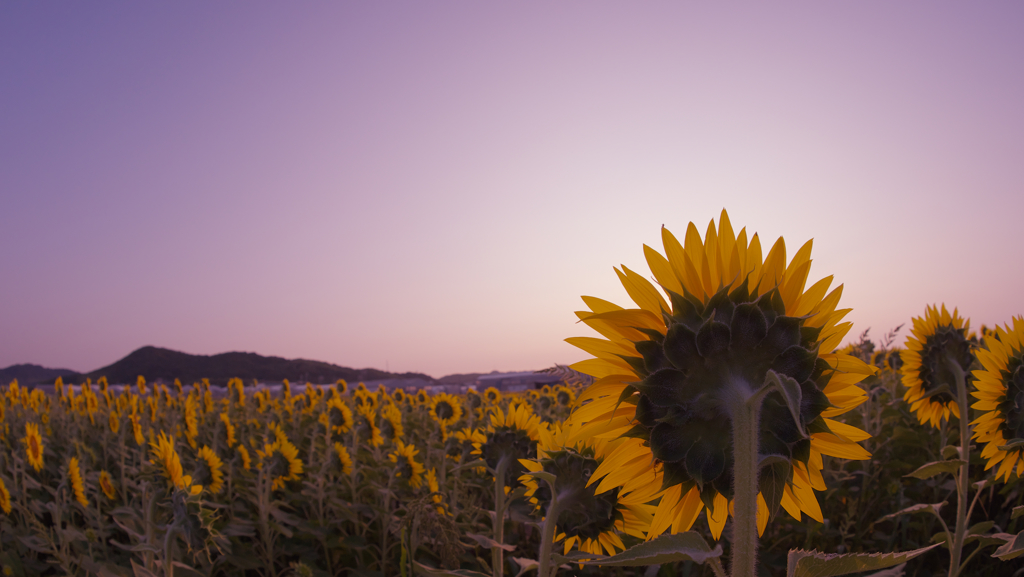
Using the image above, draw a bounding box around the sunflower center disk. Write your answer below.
[631,287,832,501]
[536,450,621,541]
[919,326,974,403]
[999,356,1024,438]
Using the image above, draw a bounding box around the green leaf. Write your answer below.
[523,471,557,486]
[759,457,791,521]
[510,557,539,577]
[557,531,722,567]
[1013,506,1024,520]
[413,561,491,577]
[968,521,995,536]
[450,459,488,473]
[765,369,806,438]
[130,561,159,577]
[904,460,965,480]
[992,531,1024,560]
[941,445,961,460]
[786,544,940,577]
[878,501,946,523]
[464,533,516,552]
[998,438,1024,451]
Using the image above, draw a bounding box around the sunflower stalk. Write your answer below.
[491,456,510,577]
[536,484,563,577]
[946,356,971,577]
[729,379,763,577]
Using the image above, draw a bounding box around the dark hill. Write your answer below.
[76,346,433,386]
[0,364,78,385]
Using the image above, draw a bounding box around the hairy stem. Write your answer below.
[948,358,971,577]
[729,381,761,577]
[492,457,510,577]
[537,492,563,577]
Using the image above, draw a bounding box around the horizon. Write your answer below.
[3,3,1023,377]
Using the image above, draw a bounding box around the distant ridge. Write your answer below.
[0,364,78,386]
[63,346,434,386]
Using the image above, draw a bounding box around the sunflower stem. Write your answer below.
[537,491,563,577]
[492,457,510,577]
[947,357,971,577]
[730,382,761,577]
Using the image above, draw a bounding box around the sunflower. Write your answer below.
[971,316,1024,482]
[353,389,378,412]
[68,457,88,507]
[257,434,303,491]
[333,442,353,476]
[324,397,354,435]
[389,440,425,489]
[99,470,117,500]
[184,394,199,449]
[220,412,237,448]
[430,393,464,430]
[335,379,348,395]
[392,388,407,404]
[520,422,658,557]
[129,413,145,446]
[415,390,429,405]
[109,410,121,434]
[196,446,226,495]
[476,403,545,489]
[426,468,446,514]
[237,445,252,471]
[150,432,201,494]
[354,405,384,448]
[0,477,11,514]
[568,210,873,539]
[22,422,45,472]
[554,386,576,408]
[380,403,404,442]
[484,387,502,405]
[900,305,975,428]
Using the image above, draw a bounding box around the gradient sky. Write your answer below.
[3,3,1022,378]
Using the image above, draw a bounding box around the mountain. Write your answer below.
[68,346,434,386]
[0,364,79,386]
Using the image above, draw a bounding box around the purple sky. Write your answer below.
[3,3,1022,378]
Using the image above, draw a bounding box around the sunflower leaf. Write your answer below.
[465,534,516,552]
[764,369,806,438]
[1012,506,1024,520]
[904,460,965,480]
[877,501,946,523]
[992,531,1024,560]
[786,544,940,577]
[554,531,722,566]
[759,457,791,521]
[941,445,961,460]
[450,459,488,473]
[997,438,1024,451]
[413,561,492,577]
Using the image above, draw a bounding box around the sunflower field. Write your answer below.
[2,211,1024,577]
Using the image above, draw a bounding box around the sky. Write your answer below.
[2,3,1022,378]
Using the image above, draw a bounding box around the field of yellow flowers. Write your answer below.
[3,212,1024,577]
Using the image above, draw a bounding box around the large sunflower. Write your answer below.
[257,435,304,491]
[150,432,202,494]
[900,304,975,428]
[430,393,464,430]
[971,315,1024,482]
[22,422,45,472]
[324,396,354,435]
[568,210,873,539]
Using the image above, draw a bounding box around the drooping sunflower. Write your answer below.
[257,434,303,491]
[568,210,873,539]
[108,410,121,434]
[426,468,446,515]
[389,439,425,489]
[237,445,252,471]
[220,412,237,448]
[333,442,353,476]
[68,457,89,507]
[195,446,226,495]
[150,432,201,494]
[22,422,45,472]
[0,476,11,514]
[971,315,1024,482]
[519,421,658,557]
[430,393,464,430]
[900,305,976,428]
[129,413,145,446]
[99,470,117,500]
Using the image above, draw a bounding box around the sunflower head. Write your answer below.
[477,403,545,488]
[354,406,384,447]
[901,304,975,428]
[326,397,354,435]
[68,456,89,507]
[416,390,429,404]
[430,393,464,429]
[484,387,502,404]
[466,389,482,411]
[380,403,405,442]
[568,210,873,537]
[392,388,407,404]
[150,432,201,494]
[554,386,575,407]
[99,470,117,500]
[195,446,225,495]
[23,422,45,472]
[257,436,303,491]
[971,316,1024,482]
[389,440,425,489]
[333,442,353,476]
[237,445,252,471]
[0,477,11,514]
